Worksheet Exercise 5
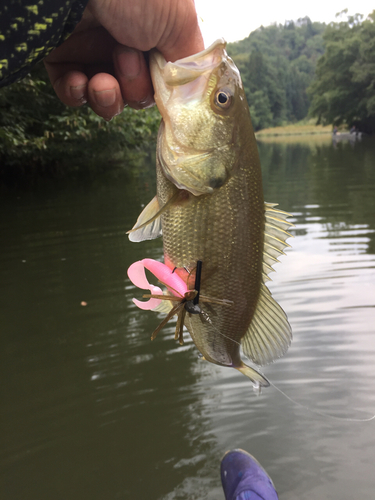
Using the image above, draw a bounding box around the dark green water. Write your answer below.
[1,136,375,499]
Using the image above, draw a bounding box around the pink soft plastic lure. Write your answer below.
[127,258,189,310]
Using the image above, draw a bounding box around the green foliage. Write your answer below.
[0,63,160,170]
[248,91,273,130]
[308,11,375,133]
[227,17,326,129]
[3,10,374,174]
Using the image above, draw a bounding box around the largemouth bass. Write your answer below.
[128,39,293,388]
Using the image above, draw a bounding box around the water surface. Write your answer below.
[1,136,375,499]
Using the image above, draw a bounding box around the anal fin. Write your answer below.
[241,284,292,366]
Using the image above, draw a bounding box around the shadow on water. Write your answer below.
[0,156,220,499]
[0,136,375,499]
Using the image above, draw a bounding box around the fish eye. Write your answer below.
[214,89,232,109]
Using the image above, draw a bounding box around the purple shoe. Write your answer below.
[221,449,278,500]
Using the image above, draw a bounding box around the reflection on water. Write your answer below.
[1,137,375,499]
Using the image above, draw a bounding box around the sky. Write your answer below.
[194,0,375,45]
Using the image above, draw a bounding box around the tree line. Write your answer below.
[0,11,374,171]
[228,10,375,133]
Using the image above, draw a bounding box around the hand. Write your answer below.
[44,0,204,120]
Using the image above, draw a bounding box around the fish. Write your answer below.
[127,39,293,389]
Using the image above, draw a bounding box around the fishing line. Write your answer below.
[195,311,375,422]
[159,275,375,423]
[198,308,242,347]
[268,380,375,422]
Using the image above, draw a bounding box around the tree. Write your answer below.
[248,91,273,130]
[0,63,160,170]
[227,17,326,129]
[308,11,375,133]
[351,12,375,121]
[244,51,286,126]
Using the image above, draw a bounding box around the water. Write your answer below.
[1,135,375,499]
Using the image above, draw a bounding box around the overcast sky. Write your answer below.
[194,1,375,45]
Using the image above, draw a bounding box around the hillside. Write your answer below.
[227,17,326,130]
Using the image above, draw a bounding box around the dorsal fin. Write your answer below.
[262,203,294,280]
[241,202,294,366]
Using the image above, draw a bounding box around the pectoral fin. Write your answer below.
[153,297,174,314]
[128,191,181,242]
[127,196,163,242]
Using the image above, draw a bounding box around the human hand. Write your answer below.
[44,0,204,120]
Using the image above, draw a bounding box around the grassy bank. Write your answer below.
[255,120,333,137]
[255,133,332,146]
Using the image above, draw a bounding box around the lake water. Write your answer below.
[1,134,375,500]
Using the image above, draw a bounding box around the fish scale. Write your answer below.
[156,143,264,369]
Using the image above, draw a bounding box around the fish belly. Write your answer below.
[156,157,264,368]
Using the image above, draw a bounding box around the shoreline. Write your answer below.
[255,123,334,138]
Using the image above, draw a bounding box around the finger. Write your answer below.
[44,64,89,107]
[113,46,154,110]
[157,2,204,62]
[87,72,124,120]
[44,26,118,109]
[161,25,204,62]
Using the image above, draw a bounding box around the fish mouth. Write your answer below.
[150,39,227,120]
[151,38,226,87]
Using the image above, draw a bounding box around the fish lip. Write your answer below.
[150,39,228,113]
[164,40,226,85]
[171,38,227,65]
[151,38,227,82]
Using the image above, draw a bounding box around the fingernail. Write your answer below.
[128,96,155,110]
[93,88,117,107]
[70,84,87,103]
[139,96,155,109]
[116,47,141,79]
[103,101,125,121]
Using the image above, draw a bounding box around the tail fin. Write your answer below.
[236,363,270,389]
